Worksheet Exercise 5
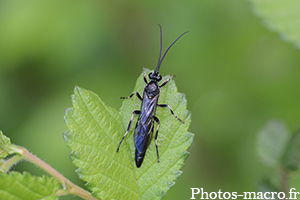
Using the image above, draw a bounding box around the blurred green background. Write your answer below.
[1,0,300,199]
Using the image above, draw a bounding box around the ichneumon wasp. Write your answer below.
[117,25,188,168]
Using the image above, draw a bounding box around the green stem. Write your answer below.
[1,155,23,173]
[280,167,289,196]
[19,146,99,200]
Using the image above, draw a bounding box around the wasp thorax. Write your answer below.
[148,82,157,91]
[145,82,159,98]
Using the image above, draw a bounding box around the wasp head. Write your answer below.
[148,72,162,82]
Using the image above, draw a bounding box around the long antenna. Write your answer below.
[154,25,189,75]
[156,24,163,74]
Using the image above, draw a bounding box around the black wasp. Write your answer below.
[117,25,188,168]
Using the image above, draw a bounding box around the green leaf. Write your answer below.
[0,172,60,200]
[40,196,58,200]
[282,128,300,171]
[251,0,300,48]
[0,130,11,158]
[64,69,193,200]
[256,120,290,168]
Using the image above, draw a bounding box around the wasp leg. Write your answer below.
[158,104,185,123]
[120,91,143,101]
[117,110,141,152]
[143,67,148,84]
[152,115,160,163]
[159,75,175,87]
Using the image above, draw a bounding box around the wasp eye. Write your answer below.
[157,75,162,81]
[149,73,153,79]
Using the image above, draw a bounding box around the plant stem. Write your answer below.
[1,155,23,172]
[280,167,289,196]
[19,146,99,200]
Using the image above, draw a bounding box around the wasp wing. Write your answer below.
[133,92,159,167]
